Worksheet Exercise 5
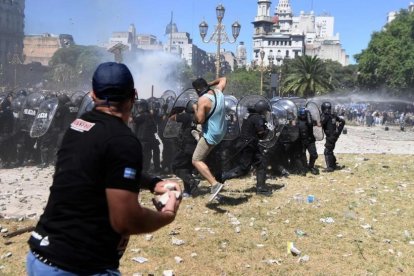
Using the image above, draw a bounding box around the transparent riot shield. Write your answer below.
[162,88,198,139]
[76,92,94,118]
[306,101,324,141]
[160,90,177,115]
[236,95,275,148]
[289,97,307,108]
[30,97,59,138]
[20,92,45,132]
[223,95,239,141]
[273,98,299,143]
[260,101,288,148]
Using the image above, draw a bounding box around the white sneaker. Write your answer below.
[208,183,224,202]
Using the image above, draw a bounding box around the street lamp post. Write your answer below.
[8,45,23,89]
[268,50,275,98]
[275,51,283,97]
[199,4,241,78]
[259,49,265,95]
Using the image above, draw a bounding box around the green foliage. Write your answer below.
[355,9,414,95]
[282,55,334,97]
[46,45,111,89]
[226,68,261,97]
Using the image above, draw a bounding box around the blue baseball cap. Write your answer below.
[92,62,134,102]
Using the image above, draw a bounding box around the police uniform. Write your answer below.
[297,109,319,175]
[28,110,145,274]
[172,112,199,195]
[321,108,345,172]
[134,109,161,173]
[222,109,270,194]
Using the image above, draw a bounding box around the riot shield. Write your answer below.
[223,95,239,141]
[289,97,307,108]
[162,88,198,139]
[306,101,324,141]
[273,99,299,143]
[160,90,177,115]
[69,91,86,114]
[147,96,164,117]
[20,92,45,132]
[260,101,288,148]
[76,92,94,118]
[236,95,275,148]
[11,94,26,119]
[30,97,59,138]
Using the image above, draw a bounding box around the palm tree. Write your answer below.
[283,55,333,98]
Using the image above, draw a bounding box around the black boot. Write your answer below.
[256,170,272,196]
[323,155,335,172]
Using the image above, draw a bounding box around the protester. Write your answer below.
[191,77,227,202]
[26,62,181,275]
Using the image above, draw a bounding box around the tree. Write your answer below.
[283,55,333,98]
[226,68,261,97]
[46,45,111,89]
[355,9,414,96]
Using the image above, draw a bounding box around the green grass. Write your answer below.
[1,154,414,275]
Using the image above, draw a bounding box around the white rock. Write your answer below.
[163,270,174,276]
[131,257,148,263]
[174,256,183,263]
[171,237,185,246]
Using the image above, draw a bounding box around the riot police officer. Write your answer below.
[221,100,271,195]
[168,103,200,197]
[321,101,345,172]
[297,107,319,175]
[0,93,15,168]
[134,99,161,173]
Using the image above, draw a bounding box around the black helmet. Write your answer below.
[321,102,332,114]
[254,100,270,114]
[136,99,149,113]
[26,93,45,109]
[58,93,70,104]
[298,107,307,119]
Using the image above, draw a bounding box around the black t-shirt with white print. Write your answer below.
[28,110,142,274]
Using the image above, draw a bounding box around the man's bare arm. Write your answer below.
[208,77,227,92]
[106,189,178,235]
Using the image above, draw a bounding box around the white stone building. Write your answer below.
[252,0,349,66]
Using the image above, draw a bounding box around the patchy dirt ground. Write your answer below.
[0,125,413,220]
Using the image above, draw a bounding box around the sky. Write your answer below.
[25,0,413,65]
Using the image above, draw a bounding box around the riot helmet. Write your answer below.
[26,92,45,109]
[58,93,71,105]
[298,107,307,119]
[321,102,332,114]
[16,89,27,97]
[136,99,149,113]
[254,100,270,115]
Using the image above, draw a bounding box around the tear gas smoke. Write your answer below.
[128,51,183,99]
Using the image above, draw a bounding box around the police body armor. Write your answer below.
[236,95,275,148]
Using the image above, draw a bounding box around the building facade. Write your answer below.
[23,33,74,66]
[252,0,348,66]
[0,0,25,77]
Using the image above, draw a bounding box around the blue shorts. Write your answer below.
[26,250,121,276]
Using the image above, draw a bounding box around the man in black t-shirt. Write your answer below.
[26,62,181,275]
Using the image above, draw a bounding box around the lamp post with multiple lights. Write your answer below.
[199,4,241,78]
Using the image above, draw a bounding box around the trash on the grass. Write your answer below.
[287,242,301,256]
[320,217,335,224]
[131,257,148,263]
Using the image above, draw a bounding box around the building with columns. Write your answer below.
[252,0,348,66]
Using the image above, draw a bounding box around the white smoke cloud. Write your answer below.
[128,51,183,99]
